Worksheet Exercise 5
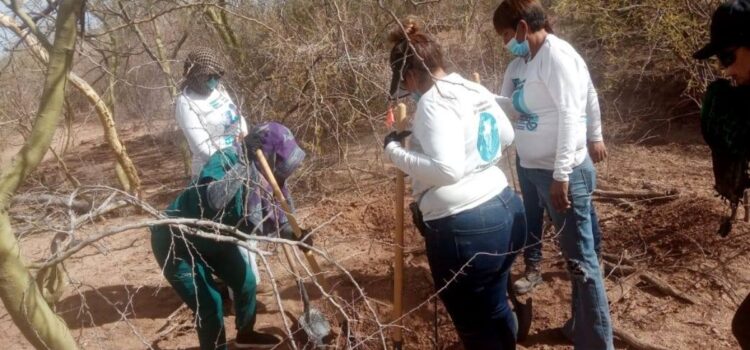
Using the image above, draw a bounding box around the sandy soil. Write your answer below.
[1,117,748,349]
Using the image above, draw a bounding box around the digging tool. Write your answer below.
[254,149,326,285]
[508,276,533,342]
[281,239,332,346]
[392,103,408,349]
[255,149,332,345]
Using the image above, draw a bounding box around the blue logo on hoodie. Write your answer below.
[477,112,501,162]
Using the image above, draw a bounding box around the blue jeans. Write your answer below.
[517,156,603,267]
[422,187,526,350]
[516,157,614,350]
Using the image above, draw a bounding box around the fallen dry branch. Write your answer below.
[594,197,637,211]
[609,272,642,304]
[602,252,637,266]
[613,326,670,350]
[639,273,701,305]
[11,193,92,213]
[151,304,193,344]
[594,189,679,199]
[603,259,638,278]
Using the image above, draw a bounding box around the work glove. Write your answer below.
[383,130,412,149]
[280,223,314,252]
[245,131,263,153]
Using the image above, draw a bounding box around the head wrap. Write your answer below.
[243,122,306,233]
[183,47,225,95]
[245,122,306,180]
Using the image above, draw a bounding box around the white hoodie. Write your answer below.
[386,73,515,221]
[175,86,248,176]
[499,34,601,182]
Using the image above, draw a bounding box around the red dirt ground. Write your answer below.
[1,118,748,349]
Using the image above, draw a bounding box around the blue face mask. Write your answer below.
[206,77,220,91]
[506,36,530,58]
[411,91,422,103]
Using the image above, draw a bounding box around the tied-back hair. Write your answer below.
[493,0,554,34]
[388,17,445,88]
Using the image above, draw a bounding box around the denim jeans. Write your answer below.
[422,187,526,350]
[516,157,614,350]
[517,156,603,267]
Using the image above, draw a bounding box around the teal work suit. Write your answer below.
[150,149,256,350]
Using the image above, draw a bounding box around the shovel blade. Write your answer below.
[299,308,331,346]
[515,297,533,342]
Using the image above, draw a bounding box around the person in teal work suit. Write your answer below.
[150,122,307,349]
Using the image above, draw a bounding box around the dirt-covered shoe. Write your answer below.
[513,266,543,295]
[235,329,281,349]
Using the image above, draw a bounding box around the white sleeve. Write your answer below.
[226,90,248,136]
[240,116,248,136]
[586,77,603,142]
[495,101,515,150]
[385,101,465,186]
[544,54,587,182]
[500,63,515,97]
[176,96,213,161]
[497,62,520,119]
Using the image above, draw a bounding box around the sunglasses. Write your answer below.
[718,49,737,68]
[208,73,223,80]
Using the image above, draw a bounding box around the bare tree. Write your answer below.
[0,0,84,348]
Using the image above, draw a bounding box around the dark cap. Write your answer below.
[694,0,750,60]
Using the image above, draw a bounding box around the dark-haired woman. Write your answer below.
[493,1,614,349]
[384,18,525,349]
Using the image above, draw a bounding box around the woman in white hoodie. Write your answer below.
[384,18,525,349]
[493,1,613,349]
[175,48,261,290]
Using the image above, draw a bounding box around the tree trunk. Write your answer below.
[0,0,83,348]
[0,7,141,196]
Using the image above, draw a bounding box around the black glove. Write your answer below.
[244,130,263,153]
[280,223,314,252]
[383,130,412,149]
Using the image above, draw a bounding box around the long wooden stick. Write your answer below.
[254,149,326,287]
[392,103,408,349]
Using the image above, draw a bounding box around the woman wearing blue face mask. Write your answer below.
[384,17,525,349]
[175,48,263,297]
[493,1,614,349]
[177,47,248,178]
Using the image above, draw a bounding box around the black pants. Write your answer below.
[735,292,750,349]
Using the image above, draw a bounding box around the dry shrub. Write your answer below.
[605,196,737,266]
[553,0,724,141]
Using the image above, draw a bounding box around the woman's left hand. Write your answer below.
[383,130,412,149]
[550,180,571,212]
[588,141,608,163]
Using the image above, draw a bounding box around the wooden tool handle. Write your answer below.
[255,149,326,283]
[392,103,407,347]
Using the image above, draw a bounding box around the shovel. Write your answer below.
[280,242,332,346]
[391,103,408,349]
[255,150,332,345]
[508,275,533,342]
